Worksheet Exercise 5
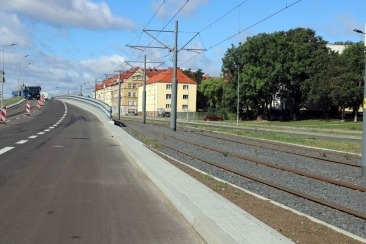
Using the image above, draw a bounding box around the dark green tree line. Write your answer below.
[215,27,365,121]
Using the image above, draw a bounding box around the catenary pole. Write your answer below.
[170,21,178,131]
[142,55,147,124]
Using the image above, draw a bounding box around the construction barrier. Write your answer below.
[0,106,6,123]
[37,99,41,109]
[25,102,30,115]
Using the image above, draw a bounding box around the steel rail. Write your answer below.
[159,142,366,220]
[144,126,366,192]
[192,131,360,167]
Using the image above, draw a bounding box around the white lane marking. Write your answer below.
[44,129,50,132]
[28,135,37,139]
[49,127,54,129]
[38,132,45,135]
[16,140,28,144]
[0,147,14,155]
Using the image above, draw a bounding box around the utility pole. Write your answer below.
[114,69,123,120]
[94,79,98,99]
[142,55,147,124]
[126,20,205,131]
[353,24,366,177]
[124,59,163,124]
[170,21,178,131]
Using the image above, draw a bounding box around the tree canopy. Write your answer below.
[214,27,365,121]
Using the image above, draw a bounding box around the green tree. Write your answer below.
[222,28,329,120]
[199,77,225,110]
[330,42,364,122]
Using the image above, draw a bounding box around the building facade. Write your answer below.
[95,67,168,116]
[138,68,197,116]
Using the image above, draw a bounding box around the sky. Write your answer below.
[0,0,365,98]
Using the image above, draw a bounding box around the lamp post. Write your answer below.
[18,55,30,100]
[1,43,17,108]
[114,69,123,120]
[21,63,31,99]
[234,63,240,126]
[353,25,366,177]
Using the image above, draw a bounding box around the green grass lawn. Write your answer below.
[2,97,22,107]
[233,119,363,131]
[3,97,21,106]
[183,118,363,154]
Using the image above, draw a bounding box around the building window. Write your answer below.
[133,75,142,80]
[183,95,189,99]
[166,104,171,109]
[183,85,188,90]
[166,94,171,99]
[133,83,138,88]
[128,92,132,97]
[128,83,132,88]
[182,105,188,110]
[128,101,133,105]
[166,84,172,89]
[133,92,137,97]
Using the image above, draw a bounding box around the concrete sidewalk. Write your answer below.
[61,99,294,243]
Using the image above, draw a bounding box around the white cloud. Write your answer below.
[80,54,125,75]
[2,0,135,30]
[154,0,208,19]
[2,53,127,98]
[0,12,31,47]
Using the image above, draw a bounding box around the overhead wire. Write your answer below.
[178,0,302,68]
[126,0,166,60]
[126,0,302,72]
[131,0,190,61]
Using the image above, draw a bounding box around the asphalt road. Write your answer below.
[0,100,204,244]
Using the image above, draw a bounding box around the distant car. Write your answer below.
[40,92,49,100]
[161,111,171,117]
[203,114,223,121]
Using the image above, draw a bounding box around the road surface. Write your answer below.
[0,99,204,244]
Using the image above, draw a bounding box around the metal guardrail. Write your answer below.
[6,98,27,109]
[54,95,112,120]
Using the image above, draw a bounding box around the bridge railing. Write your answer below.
[54,95,112,120]
[6,98,27,109]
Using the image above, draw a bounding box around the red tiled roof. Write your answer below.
[120,67,140,80]
[147,68,196,85]
[145,67,167,78]
[95,67,194,91]
[95,74,118,91]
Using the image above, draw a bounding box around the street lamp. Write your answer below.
[353,25,366,177]
[21,63,31,99]
[114,69,123,120]
[1,43,17,108]
[234,63,240,126]
[18,55,30,100]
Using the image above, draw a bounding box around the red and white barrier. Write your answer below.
[0,106,6,122]
[37,99,41,109]
[25,102,30,115]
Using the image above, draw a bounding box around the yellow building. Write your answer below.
[95,67,166,116]
[138,68,197,116]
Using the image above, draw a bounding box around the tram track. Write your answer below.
[118,119,366,240]
[147,124,366,192]
[192,130,361,167]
